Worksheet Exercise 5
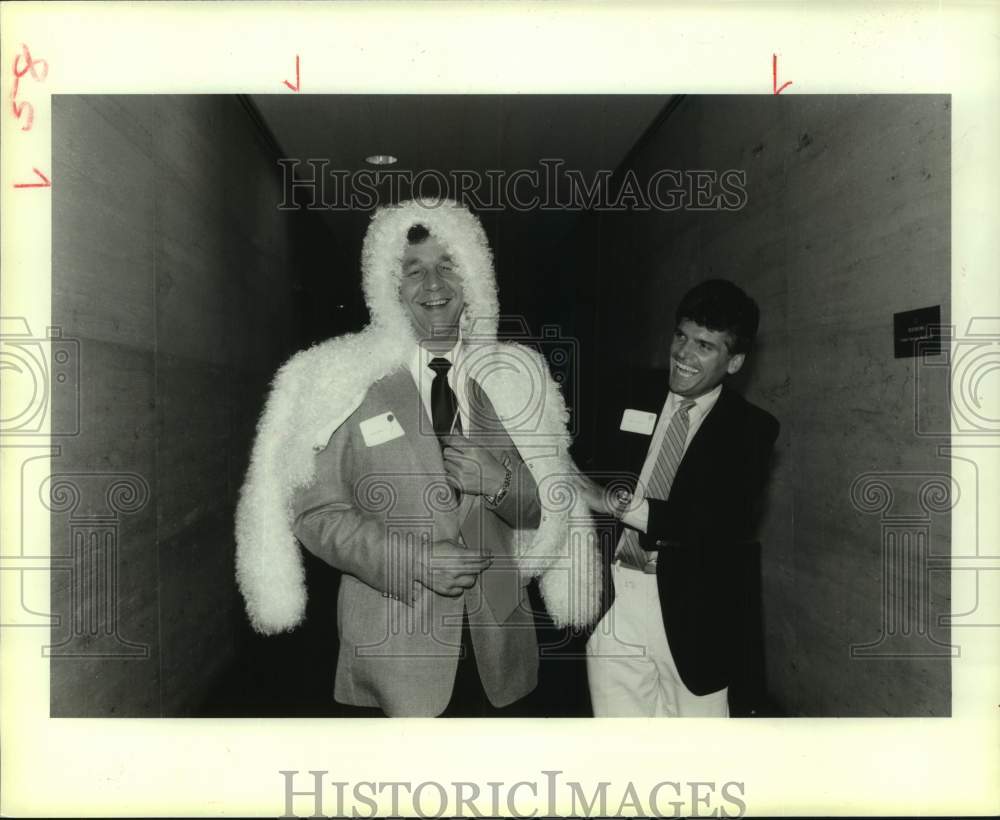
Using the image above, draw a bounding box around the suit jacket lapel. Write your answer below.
[372,368,518,622]
[379,366,483,531]
[461,377,520,623]
[671,384,736,489]
[458,377,502,532]
[373,367,446,474]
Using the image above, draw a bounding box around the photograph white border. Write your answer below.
[1,1,998,816]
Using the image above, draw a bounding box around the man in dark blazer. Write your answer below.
[576,279,779,717]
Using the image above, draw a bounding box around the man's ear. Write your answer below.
[726,352,746,375]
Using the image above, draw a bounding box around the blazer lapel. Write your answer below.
[461,377,520,623]
[378,367,488,531]
[671,384,736,489]
[458,377,502,532]
[373,367,447,474]
[373,366,467,531]
[452,375,521,532]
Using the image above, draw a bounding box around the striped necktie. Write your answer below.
[616,398,696,572]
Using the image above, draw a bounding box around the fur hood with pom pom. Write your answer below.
[235,199,601,634]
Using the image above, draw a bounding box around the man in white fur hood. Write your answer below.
[235,198,600,717]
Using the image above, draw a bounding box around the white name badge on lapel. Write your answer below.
[360,412,406,447]
[620,408,657,436]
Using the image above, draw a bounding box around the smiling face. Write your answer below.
[398,235,465,351]
[668,318,746,398]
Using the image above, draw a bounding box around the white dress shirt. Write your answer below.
[619,383,723,534]
[408,339,470,437]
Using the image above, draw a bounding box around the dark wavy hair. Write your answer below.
[675,279,760,355]
[406,224,431,244]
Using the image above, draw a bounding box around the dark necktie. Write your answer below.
[428,357,461,502]
[428,356,462,442]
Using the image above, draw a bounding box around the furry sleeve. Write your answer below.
[475,342,603,628]
[234,331,399,635]
[235,335,602,634]
[234,352,311,634]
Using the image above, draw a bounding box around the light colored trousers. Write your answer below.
[586,562,729,717]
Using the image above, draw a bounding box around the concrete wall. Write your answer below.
[49,93,951,717]
[50,96,336,716]
[563,95,951,716]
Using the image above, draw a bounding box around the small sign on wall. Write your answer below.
[893,305,942,358]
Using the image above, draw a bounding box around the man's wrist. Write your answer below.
[484,454,513,506]
[609,487,633,520]
[619,498,650,533]
[412,540,431,586]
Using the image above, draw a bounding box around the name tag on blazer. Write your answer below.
[620,408,657,436]
[360,412,406,447]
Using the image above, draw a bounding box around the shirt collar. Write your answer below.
[666,383,723,419]
[411,334,463,377]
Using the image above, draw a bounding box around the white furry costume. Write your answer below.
[235,199,602,635]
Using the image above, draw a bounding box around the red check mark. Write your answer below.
[773,53,792,95]
[283,55,300,92]
[13,167,50,189]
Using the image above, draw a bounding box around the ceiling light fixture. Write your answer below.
[365,154,398,166]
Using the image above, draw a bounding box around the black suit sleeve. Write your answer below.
[641,499,683,550]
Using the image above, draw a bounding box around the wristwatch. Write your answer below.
[484,454,513,507]
[611,487,633,520]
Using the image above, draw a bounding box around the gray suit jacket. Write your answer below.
[291,367,541,716]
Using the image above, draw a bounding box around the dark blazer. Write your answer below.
[595,371,779,708]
